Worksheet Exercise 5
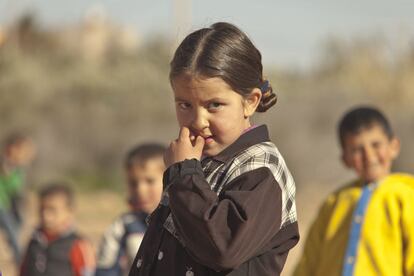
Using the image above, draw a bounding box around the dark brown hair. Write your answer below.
[170,22,277,112]
[39,183,74,208]
[124,143,166,169]
[2,132,30,148]
[338,106,394,148]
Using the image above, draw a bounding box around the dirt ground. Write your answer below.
[0,186,323,276]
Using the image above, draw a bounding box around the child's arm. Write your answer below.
[19,247,30,276]
[401,181,414,275]
[70,238,96,276]
[95,218,127,276]
[166,158,297,271]
[292,198,333,276]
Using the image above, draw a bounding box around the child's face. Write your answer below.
[40,194,73,235]
[127,158,164,214]
[341,124,400,183]
[6,140,36,167]
[172,75,261,157]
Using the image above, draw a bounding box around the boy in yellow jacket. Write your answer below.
[294,106,414,276]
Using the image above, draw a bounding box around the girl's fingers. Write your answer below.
[194,136,205,152]
[178,126,190,141]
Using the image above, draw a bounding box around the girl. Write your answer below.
[129,22,299,276]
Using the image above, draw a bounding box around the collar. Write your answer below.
[35,226,76,244]
[132,211,149,223]
[206,124,270,163]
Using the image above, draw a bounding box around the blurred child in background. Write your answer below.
[20,183,95,276]
[0,133,36,265]
[95,143,165,276]
[294,106,414,276]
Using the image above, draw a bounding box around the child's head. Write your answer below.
[170,22,277,156]
[38,183,74,235]
[338,106,400,183]
[2,133,36,167]
[124,143,165,214]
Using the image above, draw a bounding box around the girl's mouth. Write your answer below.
[204,136,214,144]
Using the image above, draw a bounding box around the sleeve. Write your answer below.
[165,158,287,271]
[19,246,30,276]
[95,217,126,276]
[20,235,36,276]
[8,169,25,195]
[70,238,96,276]
[292,197,334,276]
[401,182,414,275]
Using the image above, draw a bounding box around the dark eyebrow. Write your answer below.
[174,97,186,102]
[206,97,226,103]
[174,97,227,103]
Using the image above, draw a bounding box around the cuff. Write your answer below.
[163,159,203,188]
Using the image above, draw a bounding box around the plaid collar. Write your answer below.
[205,124,270,163]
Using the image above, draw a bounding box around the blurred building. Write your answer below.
[60,5,140,62]
[0,6,140,63]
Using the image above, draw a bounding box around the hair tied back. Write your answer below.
[256,79,277,113]
[260,80,270,94]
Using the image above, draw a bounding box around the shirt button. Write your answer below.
[137,258,143,268]
[346,256,355,264]
[354,215,363,224]
[158,251,164,260]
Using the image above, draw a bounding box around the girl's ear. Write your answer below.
[243,88,262,118]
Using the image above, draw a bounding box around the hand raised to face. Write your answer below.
[164,126,205,168]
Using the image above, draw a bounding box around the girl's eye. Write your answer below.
[178,102,191,110]
[207,102,222,110]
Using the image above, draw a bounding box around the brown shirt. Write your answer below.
[129,125,299,276]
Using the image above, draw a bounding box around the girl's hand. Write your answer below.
[164,127,205,167]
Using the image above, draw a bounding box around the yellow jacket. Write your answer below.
[293,173,414,276]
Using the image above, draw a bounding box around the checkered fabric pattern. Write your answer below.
[163,141,297,244]
[217,142,297,227]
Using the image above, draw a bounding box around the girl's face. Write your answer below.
[172,75,261,157]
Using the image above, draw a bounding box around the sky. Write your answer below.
[1,0,414,69]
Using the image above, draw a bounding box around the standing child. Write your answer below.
[129,22,299,276]
[96,143,166,276]
[293,106,414,276]
[0,133,36,265]
[20,183,95,276]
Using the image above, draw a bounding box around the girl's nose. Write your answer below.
[191,110,209,131]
